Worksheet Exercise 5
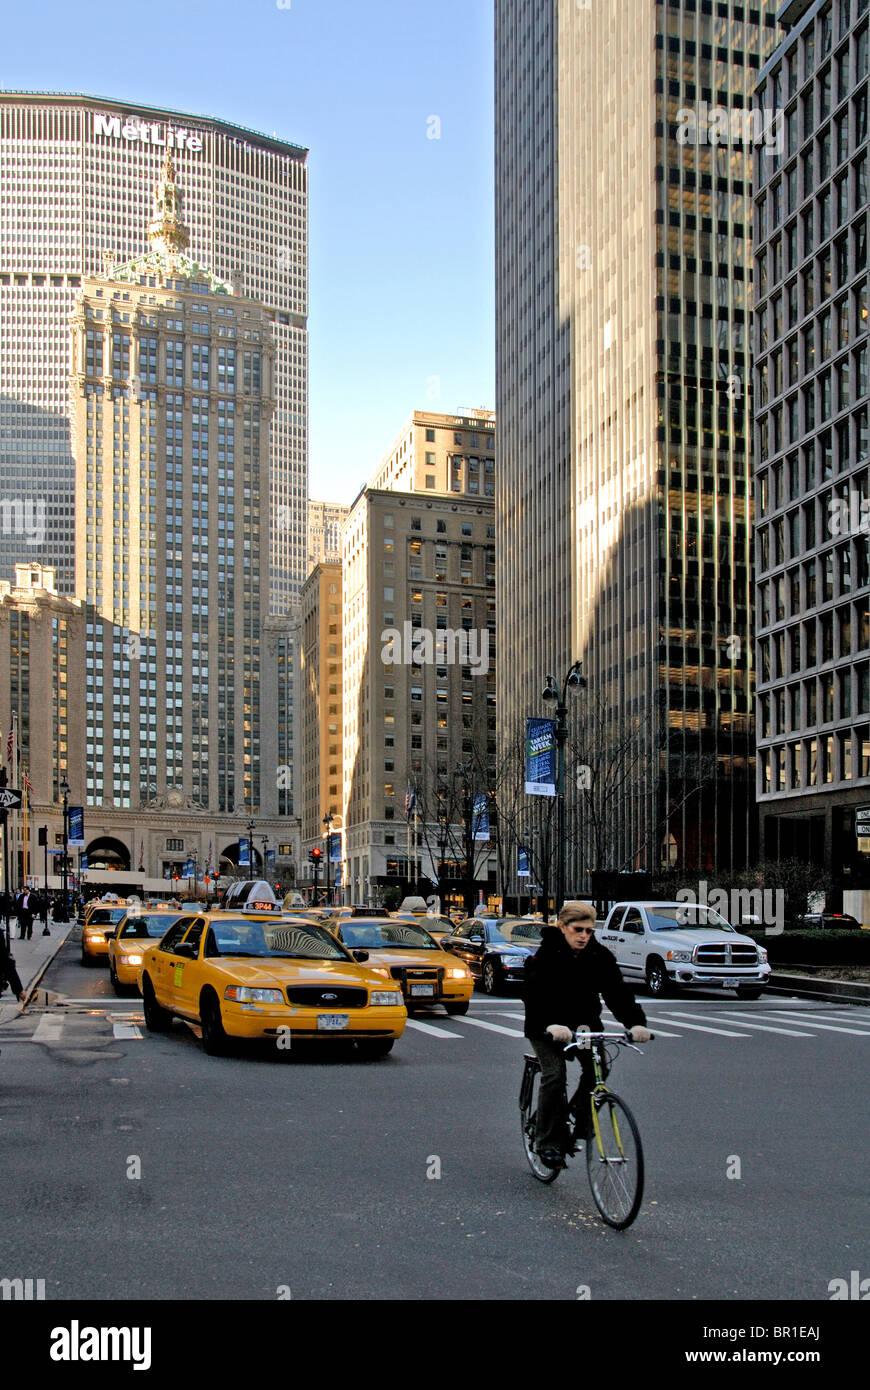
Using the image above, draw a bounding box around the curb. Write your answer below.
[0,921,76,1023]
[768,971,870,1005]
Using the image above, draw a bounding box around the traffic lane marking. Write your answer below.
[404,1019,463,1038]
[649,1012,752,1037]
[708,1012,816,1037]
[766,1010,870,1037]
[31,1015,64,1043]
[112,1023,143,1040]
[452,1016,526,1038]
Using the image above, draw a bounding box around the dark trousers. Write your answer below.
[530,1036,595,1151]
[18,917,33,940]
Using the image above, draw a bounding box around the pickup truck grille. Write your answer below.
[284,986,368,1008]
[694,943,758,966]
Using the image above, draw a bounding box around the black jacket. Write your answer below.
[0,934,23,999]
[523,927,646,1040]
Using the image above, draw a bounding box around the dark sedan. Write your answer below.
[440,916,544,995]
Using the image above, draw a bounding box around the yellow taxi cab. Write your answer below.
[390,910,455,940]
[80,905,129,965]
[332,917,473,1016]
[138,910,407,1058]
[108,907,196,996]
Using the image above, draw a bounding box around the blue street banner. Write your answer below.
[334,863,342,887]
[80,854,88,872]
[68,806,85,846]
[525,718,557,796]
[517,845,531,878]
[239,837,250,867]
[265,849,276,870]
[328,832,341,863]
[183,859,195,878]
[472,794,490,841]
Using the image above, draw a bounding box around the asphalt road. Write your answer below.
[1,933,868,1301]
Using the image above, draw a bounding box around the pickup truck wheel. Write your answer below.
[645,958,672,998]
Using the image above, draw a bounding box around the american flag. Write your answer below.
[404,784,417,821]
[22,766,33,799]
[5,721,14,767]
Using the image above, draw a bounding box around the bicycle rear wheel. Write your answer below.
[520,1068,561,1184]
[585,1090,644,1228]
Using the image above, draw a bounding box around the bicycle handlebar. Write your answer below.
[563,1029,655,1052]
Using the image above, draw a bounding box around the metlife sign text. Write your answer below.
[93,112,203,151]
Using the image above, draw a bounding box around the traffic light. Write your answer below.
[38,826,48,847]
[309,847,322,865]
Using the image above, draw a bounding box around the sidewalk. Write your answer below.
[0,914,76,1024]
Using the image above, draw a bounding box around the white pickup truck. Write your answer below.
[596,901,771,999]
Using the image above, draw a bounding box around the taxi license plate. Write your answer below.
[722,978,741,989]
[410,983,435,997]
[317,1014,349,1030]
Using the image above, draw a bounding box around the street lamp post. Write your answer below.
[246,816,255,876]
[322,812,333,906]
[542,661,587,913]
[454,762,475,917]
[261,835,270,888]
[60,775,70,923]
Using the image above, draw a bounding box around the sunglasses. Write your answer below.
[566,923,595,934]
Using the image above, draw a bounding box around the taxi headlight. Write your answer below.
[224,986,285,1004]
[667,950,692,962]
[446,967,471,979]
[370,991,403,1007]
[126,953,143,966]
[500,954,525,968]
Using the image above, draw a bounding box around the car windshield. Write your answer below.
[341,921,438,950]
[647,906,735,933]
[87,909,126,926]
[204,917,350,961]
[490,919,543,945]
[120,913,189,940]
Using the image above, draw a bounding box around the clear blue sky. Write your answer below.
[2,0,495,505]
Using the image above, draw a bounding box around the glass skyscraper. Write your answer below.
[496,0,780,883]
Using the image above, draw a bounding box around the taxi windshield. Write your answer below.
[341,921,438,950]
[647,906,735,932]
[204,918,350,961]
[86,908,126,925]
[120,913,188,940]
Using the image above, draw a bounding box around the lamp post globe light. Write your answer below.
[541,661,587,912]
[60,774,70,922]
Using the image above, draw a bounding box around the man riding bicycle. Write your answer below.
[523,900,651,1169]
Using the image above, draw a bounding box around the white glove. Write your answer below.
[630,1025,652,1043]
[546,1024,573,1044]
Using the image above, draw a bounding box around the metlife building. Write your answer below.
[0,91,309,611]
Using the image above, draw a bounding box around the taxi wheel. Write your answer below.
[142,977,171,1032]
[109,961,125,996]
[200,990,231,1057]
[444,1002,469,1015]
[356,1038,394,1060]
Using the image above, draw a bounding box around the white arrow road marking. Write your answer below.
[404,1018,463,1038]
[32,1015,64,1043]
[651,1012,751,1037]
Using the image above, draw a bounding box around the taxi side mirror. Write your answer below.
[351,949,369,962]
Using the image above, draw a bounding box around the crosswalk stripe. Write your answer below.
[766,1011,870,1037]
[651,1012,751,1038]
[454,1016,526,1038]
[404,1019,463,1038]
[708,1012,816,1037]
[31,1015,64,1043]
[112,1023,143,1040]
[599,1011,687,1039]
[768,1009,870,1028]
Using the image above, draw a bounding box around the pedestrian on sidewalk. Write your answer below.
[0,932,26,1004]
[16,890,34,941]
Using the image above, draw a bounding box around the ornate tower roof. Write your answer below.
[147,147,191,260]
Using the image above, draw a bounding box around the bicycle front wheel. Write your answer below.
[585,1090,644,1229]
[520,1069,561,1184]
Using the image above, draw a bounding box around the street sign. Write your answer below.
[856,806,870,836]
[0,788,23,809]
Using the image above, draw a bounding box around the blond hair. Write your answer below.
[557,900,596,925]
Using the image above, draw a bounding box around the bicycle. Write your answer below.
[519,1029,653,1229]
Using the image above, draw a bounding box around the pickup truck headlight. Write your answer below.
[667,950,692,962]
[224,986,284,1004]
[757,947,769,963]
[370,991,403,1007]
